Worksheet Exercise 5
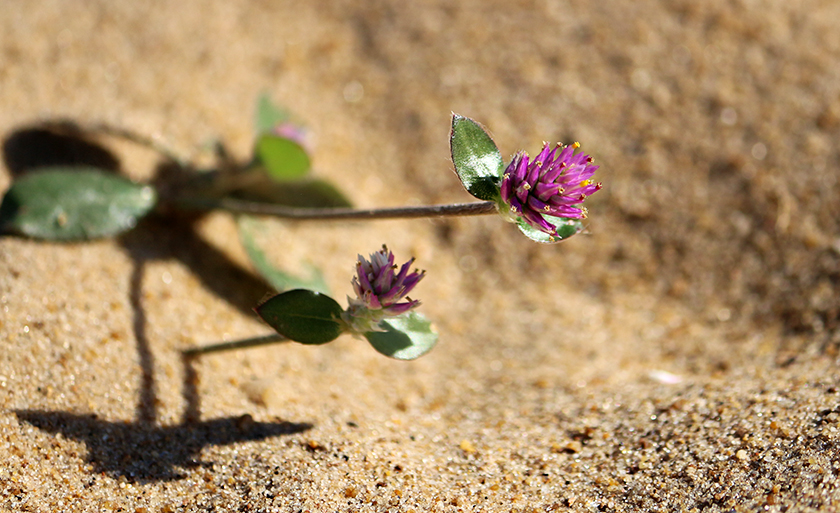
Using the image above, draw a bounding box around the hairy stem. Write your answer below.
[177,198,498,221]
[87,122,190,167]
[182,333,290,356]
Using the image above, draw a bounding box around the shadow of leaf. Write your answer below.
[2,122,121,176]
[15,410,311,483]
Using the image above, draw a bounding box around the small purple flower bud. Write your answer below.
[499,141,602,239]
[273,122,311,152]
[342,245,425,333]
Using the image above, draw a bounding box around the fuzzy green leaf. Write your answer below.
[450,114,503,201]
[515,214,585,243]
[238,216,330,294]
[255,289,344,345]
[0,166,156,241]
[364,312,438,360]
[255,135,311,181]
[255,94,290,134]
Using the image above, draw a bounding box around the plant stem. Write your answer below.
[87,122,190,167]
[182,333,290,356]
[178,198,498,221]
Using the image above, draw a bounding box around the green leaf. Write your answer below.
[237,216,330,294]
[515,214,585,243]
[450,114,503,201]
[255,289,344,345]
[0,166,156,241]
[364,312,438,360]
[255,94,290,134]
[230,174,352,209]
[255,135,311,181]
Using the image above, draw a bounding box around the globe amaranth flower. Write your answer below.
[499,141,602,240]
[341,245,425,333]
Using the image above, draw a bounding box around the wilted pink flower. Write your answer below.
[342,246,424,333]
[500,141,602,238]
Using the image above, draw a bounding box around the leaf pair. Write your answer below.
[254,289,437,361]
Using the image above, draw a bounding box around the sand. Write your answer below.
[2,1,840,511]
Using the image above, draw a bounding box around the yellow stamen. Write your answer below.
[572,142,580,149]
[522,183,531,191]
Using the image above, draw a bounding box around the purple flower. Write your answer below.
[273,122,312,152]
[500,141,602,238]
[342,246,425,333]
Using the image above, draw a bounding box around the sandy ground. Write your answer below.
[2,1,840,511]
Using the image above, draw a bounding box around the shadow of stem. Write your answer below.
[130,260,157,425]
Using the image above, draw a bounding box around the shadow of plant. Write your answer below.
[14,410,310,482]
[4,121,310,482]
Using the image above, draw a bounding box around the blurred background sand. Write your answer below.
[2,1,840,510]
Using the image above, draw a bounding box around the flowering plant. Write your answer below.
[0,99,602,361]
[241,246,436,361]
[449,115,602,243]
